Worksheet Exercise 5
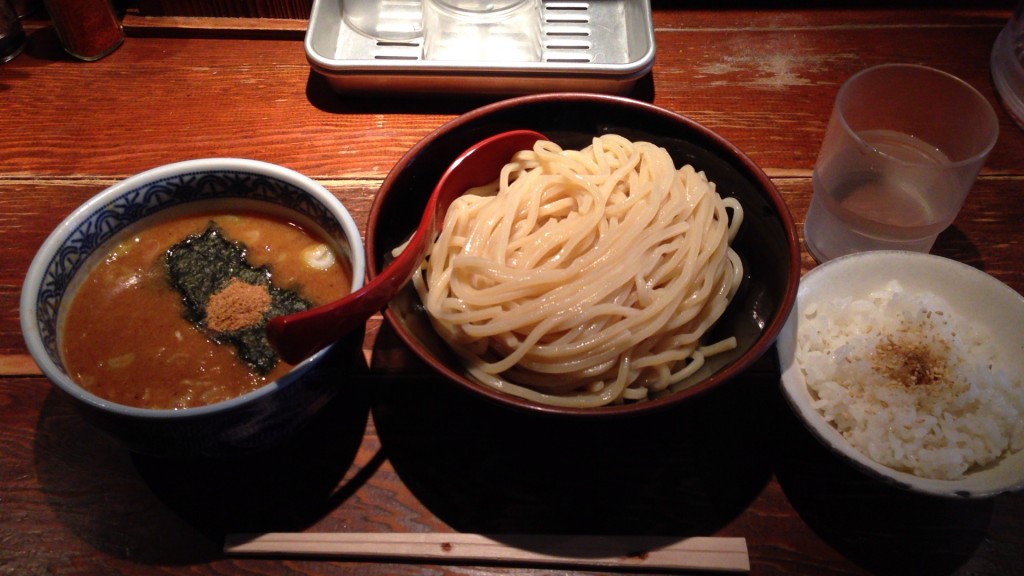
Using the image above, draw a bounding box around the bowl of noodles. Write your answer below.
[367,93,800,415]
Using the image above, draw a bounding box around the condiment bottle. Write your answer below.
[43,0,124,61]
[0,0,26,64]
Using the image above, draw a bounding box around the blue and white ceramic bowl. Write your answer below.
[21,158,366,456]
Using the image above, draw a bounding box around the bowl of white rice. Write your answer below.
[777,251,1024,498]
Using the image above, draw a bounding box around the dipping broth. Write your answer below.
[60,204,352,409]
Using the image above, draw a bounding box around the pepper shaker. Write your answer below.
[43,0,124,61]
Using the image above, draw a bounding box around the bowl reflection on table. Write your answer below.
[367,93,800,416]
[20,158,366,457]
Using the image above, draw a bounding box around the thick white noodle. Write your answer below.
[413,135,744,408]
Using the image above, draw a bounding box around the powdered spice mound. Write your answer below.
[206,278,272,333]
[872,332,951,389]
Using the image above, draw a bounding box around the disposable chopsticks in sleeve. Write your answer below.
[224,532,750,572]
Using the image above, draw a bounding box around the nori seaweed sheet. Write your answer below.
[164,222,311,374]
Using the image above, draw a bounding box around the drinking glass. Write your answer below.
[423,0,542,62]
[344,0,422,41]
[804,64,999,263]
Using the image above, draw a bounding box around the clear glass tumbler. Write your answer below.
[344,0,422,41]
[804,64,999,263]
[423,0,542,62]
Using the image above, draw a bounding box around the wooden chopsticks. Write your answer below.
[224,532,750,572]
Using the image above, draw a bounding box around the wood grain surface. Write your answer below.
[1,5,1022,575]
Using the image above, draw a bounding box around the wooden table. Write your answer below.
[2,4,1023,575]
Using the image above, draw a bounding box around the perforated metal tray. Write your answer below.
[305,0,655,96]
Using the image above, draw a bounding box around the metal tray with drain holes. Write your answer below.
[305,0,655,96]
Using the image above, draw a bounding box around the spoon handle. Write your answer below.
[266,130,546,365]
[265,212,435,364]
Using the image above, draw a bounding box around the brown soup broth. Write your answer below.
[60,204,352,410]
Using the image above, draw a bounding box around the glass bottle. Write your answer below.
[0,0,26,63]
[43,0,124,61]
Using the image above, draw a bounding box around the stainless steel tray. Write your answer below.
[305,0,656,96]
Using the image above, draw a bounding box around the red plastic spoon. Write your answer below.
[266,129,547,365]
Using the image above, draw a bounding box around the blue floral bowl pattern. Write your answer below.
[21,158,366,456]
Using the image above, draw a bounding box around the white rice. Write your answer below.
[796,281,1024,480]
